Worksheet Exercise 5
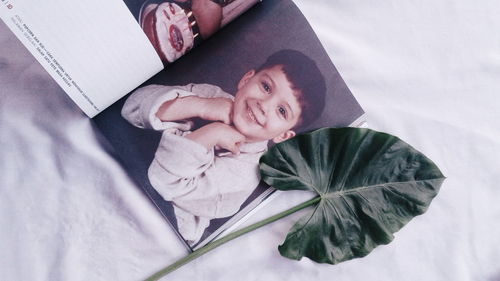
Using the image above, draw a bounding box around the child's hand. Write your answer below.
[198,98,233,124]
[186,122,246,155]
[211,123,246,155]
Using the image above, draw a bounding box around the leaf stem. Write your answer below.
[145,196,321,281]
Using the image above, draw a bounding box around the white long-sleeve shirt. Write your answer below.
[121,83,268,245]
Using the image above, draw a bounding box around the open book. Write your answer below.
[1,0,366,250]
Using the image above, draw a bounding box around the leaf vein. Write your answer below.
[326,178,444,198]
[286,200,322,253]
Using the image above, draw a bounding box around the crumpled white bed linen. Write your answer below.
[1,0,500,280]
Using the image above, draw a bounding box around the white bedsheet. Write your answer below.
[1,0,500,280]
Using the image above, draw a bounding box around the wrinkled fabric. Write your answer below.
[1,0,500,280]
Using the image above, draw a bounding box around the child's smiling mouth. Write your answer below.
[246,102,263,127]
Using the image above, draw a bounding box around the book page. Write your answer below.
[0,0,163,117]
[93,0,365,251]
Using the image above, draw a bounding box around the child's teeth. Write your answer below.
[247,105,261,125]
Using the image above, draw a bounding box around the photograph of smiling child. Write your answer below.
[121,49,326,245]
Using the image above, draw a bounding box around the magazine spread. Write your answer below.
[93,0,366,250]
[1,0,366,252]
[0,0,259,117]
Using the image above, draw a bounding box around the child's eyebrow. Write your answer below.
[263,73,276,89]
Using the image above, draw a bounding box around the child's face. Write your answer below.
[232,65,301,143]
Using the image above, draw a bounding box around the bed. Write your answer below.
[1,0,499,280]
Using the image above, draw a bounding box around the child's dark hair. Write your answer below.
[256,49,326,130]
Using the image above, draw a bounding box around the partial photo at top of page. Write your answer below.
[0,0,163,117]
[121,0,260,65]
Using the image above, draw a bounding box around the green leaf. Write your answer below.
[259,127,444,264]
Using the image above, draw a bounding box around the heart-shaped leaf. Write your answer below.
[259,127,444,264]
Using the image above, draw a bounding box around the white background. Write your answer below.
[1,0,500,280]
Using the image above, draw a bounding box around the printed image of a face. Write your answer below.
[232,65,301,143]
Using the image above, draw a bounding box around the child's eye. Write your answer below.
[262,81,271,93]
[278,106,287,118]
